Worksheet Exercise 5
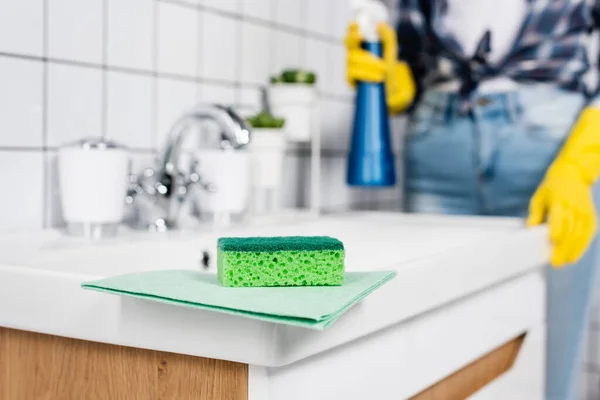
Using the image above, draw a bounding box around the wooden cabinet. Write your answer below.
[0,327,247,400]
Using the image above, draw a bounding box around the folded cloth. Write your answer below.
[82,269,396,330]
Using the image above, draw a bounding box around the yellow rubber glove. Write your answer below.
[345,22,416,115]
[528,107,600,267]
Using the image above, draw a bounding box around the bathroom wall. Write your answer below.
[0,0,403,232]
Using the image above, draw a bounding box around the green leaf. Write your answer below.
[245,110,285,129]
[278,69,317,85]
[270,75,283,84]
[274,118,285,128]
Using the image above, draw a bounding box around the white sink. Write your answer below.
[24,212,526,277]
[0,211,548,369]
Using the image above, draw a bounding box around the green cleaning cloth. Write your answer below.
[81,270,396,330]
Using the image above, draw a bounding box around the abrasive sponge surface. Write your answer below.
[217,236,344,252]
[217,236,345,287]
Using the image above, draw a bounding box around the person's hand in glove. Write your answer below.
[345,21,416,114]
[528,107,600,267]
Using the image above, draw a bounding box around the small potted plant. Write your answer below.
[268,69,318,142]
[246,110,286,192]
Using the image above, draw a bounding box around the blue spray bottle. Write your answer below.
[346,0,396,187]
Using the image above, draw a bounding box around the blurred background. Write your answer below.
[0,0,404,233]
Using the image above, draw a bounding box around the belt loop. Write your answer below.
[443,92,453,123]
[434,93,446,124]
[507,91,519,123]
[504,92,513,123]
[432,92,447,124]
[462,94,474,117]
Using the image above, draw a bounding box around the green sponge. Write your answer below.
[217,236,345,287]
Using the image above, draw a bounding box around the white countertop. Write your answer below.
[0,212,549,367]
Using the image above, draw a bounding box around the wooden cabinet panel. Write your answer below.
[0,327,248,400]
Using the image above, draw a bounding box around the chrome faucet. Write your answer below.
[126,104,252,231]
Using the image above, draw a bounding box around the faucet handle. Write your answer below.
[186,159,217,194]
[127,166,174,207]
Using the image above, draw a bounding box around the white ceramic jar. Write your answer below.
[246,128,287,215]
[247,128,286,188]
[268,83,317,142]
[58,137,129,238]
[192,149,251,220]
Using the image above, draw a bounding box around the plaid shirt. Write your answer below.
[396,0,600,106]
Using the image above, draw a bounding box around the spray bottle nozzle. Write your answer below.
[351,0,389,42]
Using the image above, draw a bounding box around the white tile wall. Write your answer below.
[0,151,44,231]
[0,57,43,147]
[307,0,330,36]
[0,0,44,57]
[201,0,239,14]
[106,71,155,149]
[273,30,303,73]
[197,82,236,104]
[48,0,103,64]
[44,151,63,228]
[330,43,353,98]
[274,0,305,29]
[107,0,154,71]
[319,99,353,151]
[156,76,197,145]
[0,0,399,274]
[320,156,351,208]
[175,0,199,7]
[157,1,198,77]
[330,0,354,40]
[241,0,272,21]
[47,63,103,146]
[240,21,271,85]
[238,87,262,113]
[199,10,238,81]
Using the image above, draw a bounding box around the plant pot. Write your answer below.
[268,83,317,142]
[247,128,286,188]
[192,149,251,218]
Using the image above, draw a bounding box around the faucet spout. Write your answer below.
[128,104,252,231]
[158,104,251,176]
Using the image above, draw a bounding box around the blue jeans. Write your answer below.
[404,84,599,400]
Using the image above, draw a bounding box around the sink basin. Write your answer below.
[0,211,548,367]
[25,212,526,278]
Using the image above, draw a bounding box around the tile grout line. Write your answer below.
[260,0,274,111]
[0,51,353,103]
[233,0,242,106]
[0,147,187,154]
[235,6,246,109]
[101,0,109,138]
[326,0,337,97]
[41,0,50,229]
[266,0,274,83]
[152,0,159,149]
[195,1,203,103]
[300,0,308,68]
[158,0,343,45]
[270,0,277,76]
